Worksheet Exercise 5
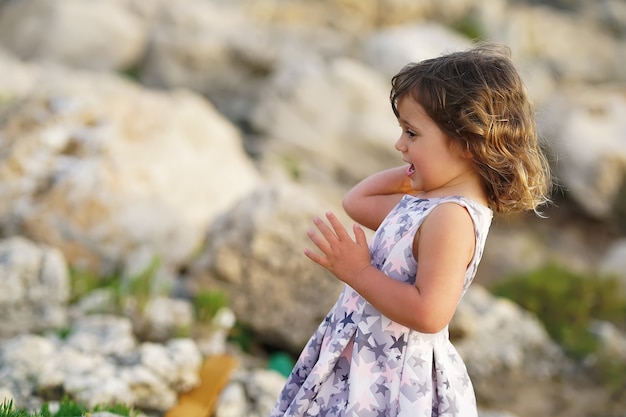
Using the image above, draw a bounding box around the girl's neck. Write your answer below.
[417,179,489,207]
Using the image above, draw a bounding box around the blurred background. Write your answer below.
[0,0,624,416]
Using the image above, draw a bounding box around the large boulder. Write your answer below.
[139,0,351,126]
[451,285,573,416]
[0,0,147,71]
[538,86,626,220]
[0,57,261,274]
[189,183,350,352]
[483,4,626,84]
[360,22,473,79]
[251,55,399,187]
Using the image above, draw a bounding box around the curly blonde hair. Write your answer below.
[390,43,552,215]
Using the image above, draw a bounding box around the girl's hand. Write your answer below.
[304,211,372,284]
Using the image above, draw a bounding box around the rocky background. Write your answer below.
[0,0,625,416]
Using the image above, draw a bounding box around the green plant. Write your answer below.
[593,355,626,402]
[92,402,135,416]
[491,262,626,359]
[228,321,257,353]
[69,267,126,309]
[0,397,136,417]
[122,257,162,312]
[68,268,103,304]
[279,154,301,181]
[172,324,192,339]
[449,16,484,41]
[70,256,165,314]
[193,289,230,323]
[0,400,31,417]
[38,404,51,417]
[119,65,141,83]
[53,397,86,417]
[491,262,626,397]
[55,326,72,341]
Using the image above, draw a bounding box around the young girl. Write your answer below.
[270,43,551,417]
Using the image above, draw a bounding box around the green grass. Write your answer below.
[193,288,230,323]
[69,256,164,313]
[122,256,162,312]
[0,398,136,417]
[491,262,626,396]
[491,262,626,358]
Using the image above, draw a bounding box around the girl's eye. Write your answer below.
[398,122,417,138]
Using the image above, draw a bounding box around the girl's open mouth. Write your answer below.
[406,163,416,176]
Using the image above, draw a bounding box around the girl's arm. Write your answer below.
[342,166,417,230]
[305,205,476,333]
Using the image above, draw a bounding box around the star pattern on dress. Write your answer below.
[342,289,362,311]
[270,195,492,417]
[340,311,354,327]
[390,334,407,351]
[368,339,388,361]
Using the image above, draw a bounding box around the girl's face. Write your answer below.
[394,95,473,194]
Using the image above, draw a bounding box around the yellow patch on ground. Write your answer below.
[165,354,239,417]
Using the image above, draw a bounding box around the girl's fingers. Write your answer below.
[306,228,330,254]
[312,215,338,244]
[303,247,326,267]
[325,211,350,241]
[353,223,367,247]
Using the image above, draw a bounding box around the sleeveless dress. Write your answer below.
[270,195,493,417]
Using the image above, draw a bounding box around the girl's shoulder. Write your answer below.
[399,194,493,226]
[401,193,491,212]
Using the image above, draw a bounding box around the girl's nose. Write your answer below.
[394,136,405,152]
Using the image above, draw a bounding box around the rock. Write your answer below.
[0,58,261,274]
[599,238,626,295]
[0,0,147,71]
[137,296,195,342]
[478,225,551,285]
[66,315,137,357]
[251,55,399,187]
[360,22,473,79]
[451,286,574,415]
[539,86,626,219]
[164,354,238,417]
[215,382,248,417]
[0,319,204,412]
[136,339,203,392]
[0,388,14,406]
[228,0,478,33]
[190,183,346,352]
[588,320,626,361]
[195,307,237,357]
[479,411,519,417]
[216,369,286,417]
[452,286,568,381]
[484,4,626,84]
[0,237,69,338]
[139,1,351,125]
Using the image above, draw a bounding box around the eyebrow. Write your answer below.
[398,118,419,132]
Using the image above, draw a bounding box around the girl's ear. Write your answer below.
[462,143,473,159]
[450,137,473,158]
